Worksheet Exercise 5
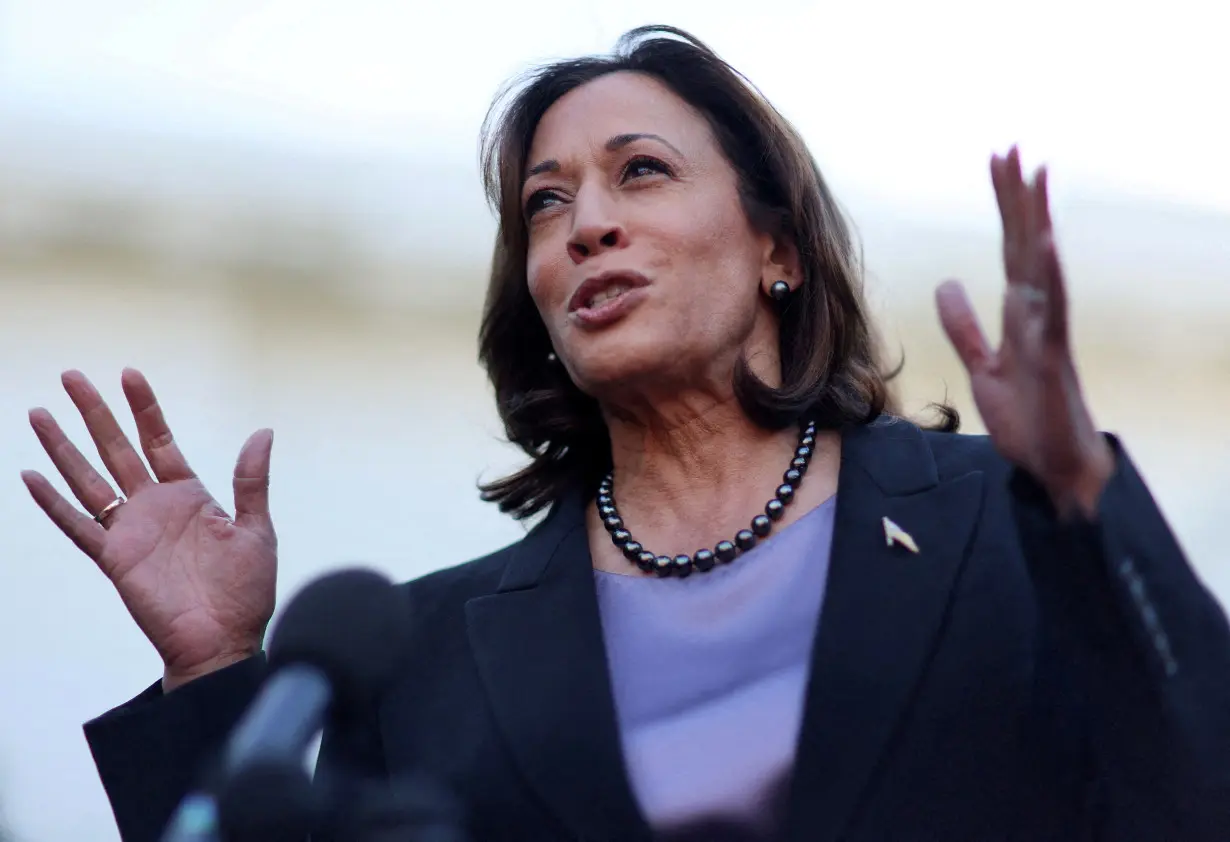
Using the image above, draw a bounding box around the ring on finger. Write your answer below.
[1019,287,1047,305]
[95,497,125,526]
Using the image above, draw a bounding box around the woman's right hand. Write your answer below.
[22,368,277,691]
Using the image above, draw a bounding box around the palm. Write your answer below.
[100,479,276,675]
[23,368,277,683]
[938,148,1110,511]
[965,337,1040,462]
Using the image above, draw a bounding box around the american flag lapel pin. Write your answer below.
[882,516,919,554]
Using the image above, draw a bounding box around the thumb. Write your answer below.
[233,428,274,527]
[935,280,992,375]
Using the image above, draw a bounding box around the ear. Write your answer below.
[759,230,802,296]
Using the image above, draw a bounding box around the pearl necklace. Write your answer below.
[597,420,818,577]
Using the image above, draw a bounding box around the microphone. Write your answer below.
[161,568,412,842]
[221,567,409,777]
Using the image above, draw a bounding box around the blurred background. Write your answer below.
[1,1,1227,839]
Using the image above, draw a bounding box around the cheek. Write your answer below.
[525,239,568,312]
[665,202,762,300]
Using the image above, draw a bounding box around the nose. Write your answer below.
[566,189,628,264]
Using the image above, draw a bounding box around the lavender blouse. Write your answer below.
[593,496,837,841]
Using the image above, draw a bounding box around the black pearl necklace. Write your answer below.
[597,420,818,578]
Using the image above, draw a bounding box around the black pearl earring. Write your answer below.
[547,352,558,363]
[769,280,791,303]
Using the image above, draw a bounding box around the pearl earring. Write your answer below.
[769,280,791,302]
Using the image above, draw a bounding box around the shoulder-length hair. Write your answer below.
[477,25,956,520]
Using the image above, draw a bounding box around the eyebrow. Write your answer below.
[606,132,683,157]
[524,132,684,181]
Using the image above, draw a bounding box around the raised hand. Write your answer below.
[22,369,277,690]
[937,147,1115,518]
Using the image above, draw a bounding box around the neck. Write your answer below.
[607,397,777,498]
[594,395,839,567]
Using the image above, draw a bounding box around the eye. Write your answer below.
[621,155,672,182]
[524,189,564,219]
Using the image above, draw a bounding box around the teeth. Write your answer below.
[586,284,629,309]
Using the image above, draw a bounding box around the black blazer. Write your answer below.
[84,418,1230,842]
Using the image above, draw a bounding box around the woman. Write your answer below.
[22,26,1230,842]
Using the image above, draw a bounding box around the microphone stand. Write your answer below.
[163,760,469,842]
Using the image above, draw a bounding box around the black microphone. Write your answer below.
[161,568,412,842]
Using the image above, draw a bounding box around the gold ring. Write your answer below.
[95,497,126,525]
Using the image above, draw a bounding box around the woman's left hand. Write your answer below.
[936,147,1115,519]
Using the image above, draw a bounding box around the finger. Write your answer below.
[935,280,993,374]
[1004,146,1027,214]
[121,368,196,483]
[1002,284,1038,349]
[1026,168,1070,344]
[991,147,1028,285]
[29,407,122,516]
[990,153,1013,228]
[233,429,274,527]
[1018,165,1048,290]
[62,370,153,496]
[1038,231,1069,346]
[1031,166,1054,239]
[21,470,106,561]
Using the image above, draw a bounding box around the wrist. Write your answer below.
[162,647,260,693]
[1049,439,1115,521]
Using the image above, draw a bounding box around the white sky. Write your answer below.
[2,0,1228,222]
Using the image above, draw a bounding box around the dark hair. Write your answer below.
[477,25,957,519]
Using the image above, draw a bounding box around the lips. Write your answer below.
[567,270,651,314]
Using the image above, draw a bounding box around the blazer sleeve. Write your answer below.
[84,655,393,842]
[1011,435,1230,840]
[83,655,267,842]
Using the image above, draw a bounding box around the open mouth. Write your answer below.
[568,270,650,314]
[567,271,651,328]
[581,284,633,310]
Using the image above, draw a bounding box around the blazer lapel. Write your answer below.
[465,494,651,842]
[783,418,986,842]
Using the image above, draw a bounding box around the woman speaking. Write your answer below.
[22,25,1230,842]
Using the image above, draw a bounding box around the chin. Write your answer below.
[564,329,678,399]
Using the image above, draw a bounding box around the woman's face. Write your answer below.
[522,71,785,405]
